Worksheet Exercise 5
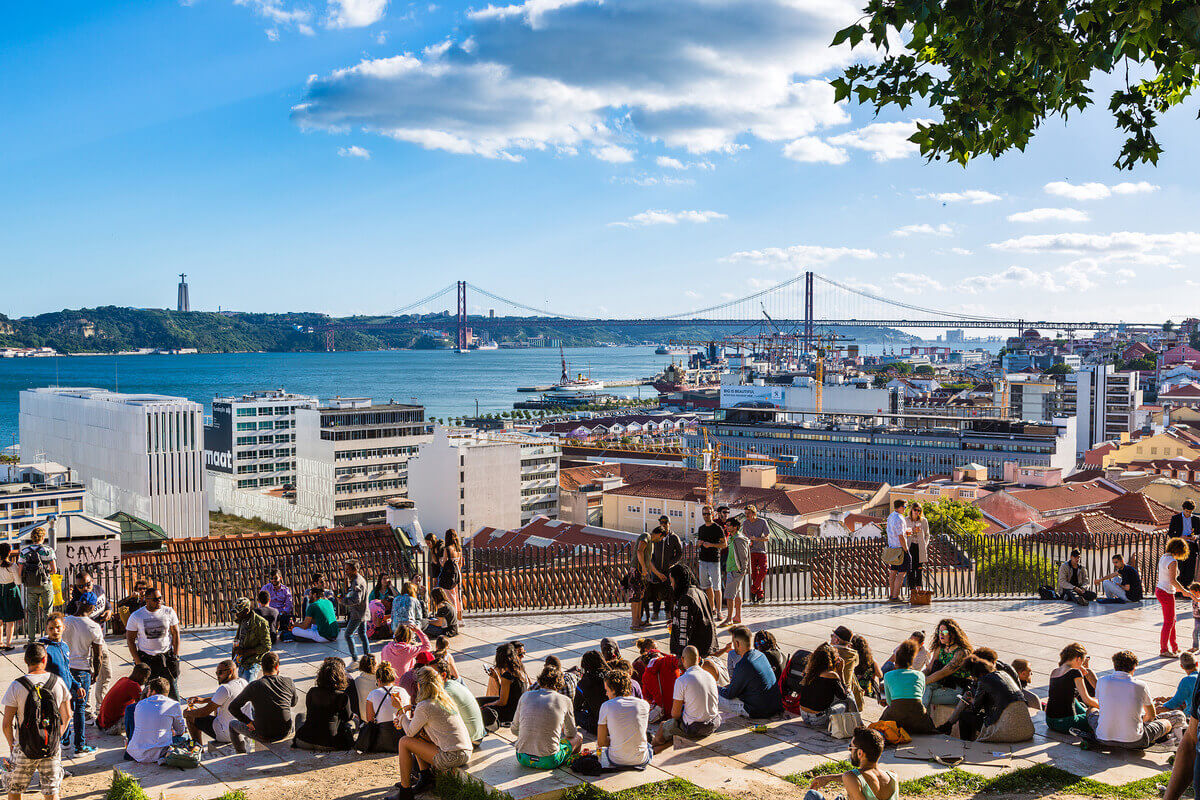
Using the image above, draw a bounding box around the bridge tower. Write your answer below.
[803,270,814,351]
[456,281,468,351]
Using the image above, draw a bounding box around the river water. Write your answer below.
[0,341,997,451]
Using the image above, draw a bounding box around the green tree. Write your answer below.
[832,0,1200,169]
[1164,320,1176,332]
[922,498,987,537]
[894,362,913,375]
[914,364,935,376]
[1045,362,1074,375]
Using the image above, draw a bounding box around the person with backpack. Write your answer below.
[18,527,56,646]
[1,643,71,800]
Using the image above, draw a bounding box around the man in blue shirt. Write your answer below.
[716,626,781,719]
[1158,653,1199,717]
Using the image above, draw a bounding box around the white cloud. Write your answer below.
[723,244,879,268]
[266,28,280,40]
[1043,180,1160,201]
[781,136,849,165]
[990,231,1200,255]
[684,289,701,298]
[948,247,973,256]
[920,190,1001,205]
[337,145,372,158]
[327,0,388,28]
[958,266,1066,294]
[594,145,634,163]
[891,223,952,237]
[234,0,315,33]
[655,156,714,170]
[292,0,860,160]
[892,272,944,293]
[613,174,694,187]
[609,209,727,228]
[827,119,930,162]
[1006,207,1090,224]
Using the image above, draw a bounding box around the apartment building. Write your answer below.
[0,462,85,539]
[407,426,560,535]
[19,387,208,538]
[204,389,318,490]
[1003,375,1060,422]
[1064,365,1142,457]
[294,398,431,527]
[688,410,1076,484]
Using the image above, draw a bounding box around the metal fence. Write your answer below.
[40,529,1175,627]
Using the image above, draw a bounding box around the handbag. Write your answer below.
[881,547,905,567]
[355,691,394,752]
[909,588,933,606]
[161,736,202,769]
[828,710,864,740]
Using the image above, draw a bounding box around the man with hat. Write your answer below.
[1057,550,1097,606]
[231,598,272,682]
[646,516,683,624]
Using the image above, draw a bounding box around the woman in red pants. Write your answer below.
[1156,538,1193,657]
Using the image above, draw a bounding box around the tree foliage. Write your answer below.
[1045,362,1074,375]
[832,0,1200,169]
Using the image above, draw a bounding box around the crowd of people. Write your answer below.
[10,514,1200,800]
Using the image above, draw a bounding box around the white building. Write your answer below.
[19,388,208,538]
[0,462,86,540]
[1002,375,1060,422]
[407,427,561,535]
[720,375,899,414]
[1064,365,1143,457]
[294,398,432,527]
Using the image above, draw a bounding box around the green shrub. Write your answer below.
[106,771,151,800]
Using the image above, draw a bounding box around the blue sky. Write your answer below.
[4,0,1199,324]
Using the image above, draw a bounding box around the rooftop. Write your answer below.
[23,386,199,407]
[1006,479,1124,513]
[1099,491,1175,527]
[605,478,864,517]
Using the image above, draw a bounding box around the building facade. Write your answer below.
[1063,365,1142,457]
[294,398,431,527]
[0,462,85,539]
[406,427,560,535]
[205,389,319,491]
[19,387,208,538]
[687,412,1076,484]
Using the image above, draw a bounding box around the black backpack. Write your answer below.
[20,548,49,589]
[17,674,61,759]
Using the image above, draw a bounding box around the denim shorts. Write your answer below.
[697,561,722,590]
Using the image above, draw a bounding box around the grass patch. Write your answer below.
[106,771,151,800]
[213,792,250,800]
[562,778,726,800]
[208,511,286,536]
[788,762,1170,799]
[434,769,516,800]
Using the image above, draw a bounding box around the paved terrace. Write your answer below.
[20,599,1194,800]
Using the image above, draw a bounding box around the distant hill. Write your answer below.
[0,306,921,354]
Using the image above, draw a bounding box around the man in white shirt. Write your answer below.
[1093,650,1176,749]
[125,677,186,763]
[2,643,71,800]
[67,572,112,719]
[184,659,248,747]
[124,587,181,700]
[652,645,721,752]
[886,500,910,602]
[61,595,103,754]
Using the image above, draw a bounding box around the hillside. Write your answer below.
[0,307,920,354]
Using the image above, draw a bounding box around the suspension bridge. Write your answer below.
[316,271,1154,350]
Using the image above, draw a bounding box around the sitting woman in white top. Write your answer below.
[359,662,408,753]
[652,645,721,752]
[511,662,583,769]
[805,727,897,800]
[392,667,473,800]
[598,670,652,770]
[125,677,186,763]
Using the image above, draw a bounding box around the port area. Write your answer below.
[517,379,650,392]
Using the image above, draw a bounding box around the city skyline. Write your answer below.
[4,1,1200,322]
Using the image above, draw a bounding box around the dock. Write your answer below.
[517,379,651,392]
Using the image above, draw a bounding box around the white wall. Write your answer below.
[20,388,208,538]
[208,472,330,530]
[407,428,522,535]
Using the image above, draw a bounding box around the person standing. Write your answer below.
[0,544,23,651]
[907,503,930,590]
[342,560,370,662]
[647,517,682,623]
[630,525,651,632]
[18,527,56,645]
[719,518,748,626]
[2,643,71,800]
[65,572,111,717]
[62,596,102,754]
[695,506,726,615]
[124,587,182,700]
[885,500,910,603]
[1159,539,1194,658]
[1171,501,1198,586]
[231,598,271,683]
[440,530,464,622]
[742,506,770,604]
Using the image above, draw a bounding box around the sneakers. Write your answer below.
[412,770,435,795]
[75,745,96,755]
[388,788,416,800]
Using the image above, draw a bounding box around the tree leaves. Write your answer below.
[831,0,1200,169]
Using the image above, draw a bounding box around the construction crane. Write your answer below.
[811,332,855,415]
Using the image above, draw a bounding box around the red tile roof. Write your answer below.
[1026,511,1151,547]
[468,517,637,549]
[558,464,623,492]
[603,479,864,517]
[1100,492,1175,527]
[1006,479,1123,513]
[1161,383,1200,398]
